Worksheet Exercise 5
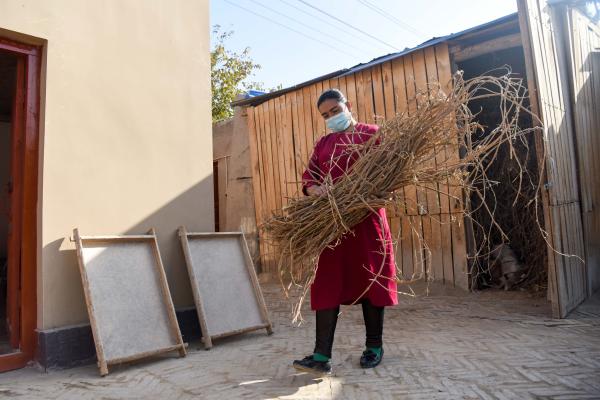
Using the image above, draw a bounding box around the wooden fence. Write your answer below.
[518,0,591,316]
[567,8,600,295]
[246,43,468,289]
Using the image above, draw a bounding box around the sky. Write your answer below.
[211,0,519,91]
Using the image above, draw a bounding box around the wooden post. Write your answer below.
[178,226,213,350]
[73,228,109,376]
[148,228,187,357]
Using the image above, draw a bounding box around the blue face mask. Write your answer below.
[326,107,352,132]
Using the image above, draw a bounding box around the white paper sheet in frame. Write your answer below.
[183,233,269,339]
[80,240,178,361]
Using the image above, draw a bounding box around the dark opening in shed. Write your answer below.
[455,46,548,293]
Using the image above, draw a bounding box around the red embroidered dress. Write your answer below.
[302,123,398,310]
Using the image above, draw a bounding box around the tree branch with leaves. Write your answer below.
[211,26,264,122]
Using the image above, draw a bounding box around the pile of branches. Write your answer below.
[470,137,548,292]
[262,71,543,322]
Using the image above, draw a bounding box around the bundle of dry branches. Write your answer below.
[262,71,541,322]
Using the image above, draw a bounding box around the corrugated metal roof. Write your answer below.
[232,12,519,107]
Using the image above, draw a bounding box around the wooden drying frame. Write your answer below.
[178,227,273,349]
[73,228,186,376]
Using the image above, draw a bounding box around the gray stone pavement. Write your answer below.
[1,283,599,399]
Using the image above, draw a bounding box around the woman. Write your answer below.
[292,89,398,376]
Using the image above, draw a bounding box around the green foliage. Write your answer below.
[211,26,262,122]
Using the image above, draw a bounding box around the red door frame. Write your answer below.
[5,50,24,350]
[0,37,41,373]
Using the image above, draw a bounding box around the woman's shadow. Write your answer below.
[235,372,334,400]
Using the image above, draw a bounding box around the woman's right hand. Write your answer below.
[306,185,326,196]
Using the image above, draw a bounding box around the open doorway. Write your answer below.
[0,35,41,372]
[0,49,17,355]
[456,45,548,295]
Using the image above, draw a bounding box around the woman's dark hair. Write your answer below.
[317,88,347,108]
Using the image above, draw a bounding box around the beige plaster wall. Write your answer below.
[0,0,212,329]
[212,118,233,231]
[213,119,233,160]
[212,108,260,269]
[224,107,260,268]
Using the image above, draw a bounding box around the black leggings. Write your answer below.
[313,299,385,358]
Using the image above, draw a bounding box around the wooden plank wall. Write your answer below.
[247,44,468,288]
[518,0,587,317]
[567,8,600,295]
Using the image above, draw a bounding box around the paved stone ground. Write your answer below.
[1,283,599,399]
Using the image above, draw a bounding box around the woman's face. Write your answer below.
[318,98,350,120]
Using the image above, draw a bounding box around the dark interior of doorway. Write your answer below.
[456,46,548,294]
[0,50,17,354]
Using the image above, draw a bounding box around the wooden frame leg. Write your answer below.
[99,361,109,377]
[203,335,213,350]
